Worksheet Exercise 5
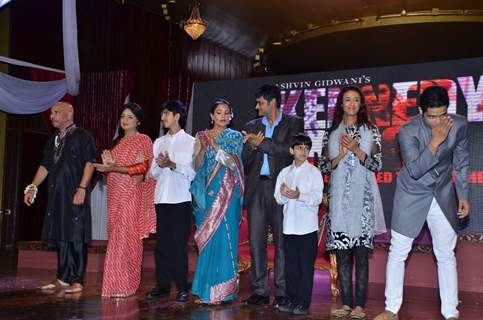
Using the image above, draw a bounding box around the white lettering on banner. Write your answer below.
[280,75,371,90]
[278,81,312,90]
[280,90,302,116]
[458,75,483,122]
[303,88,326,131]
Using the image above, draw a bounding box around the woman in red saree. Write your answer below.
[94,103,156,298]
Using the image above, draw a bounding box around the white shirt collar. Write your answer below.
[291,160,309,170]
[167,128,185,138]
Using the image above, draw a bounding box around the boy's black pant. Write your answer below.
[284,231,318,308]
[154,202,192,292]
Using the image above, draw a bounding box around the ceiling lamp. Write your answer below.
[180,2,207,40]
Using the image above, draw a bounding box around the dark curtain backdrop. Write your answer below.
[166,73,193,106]
[73,69,133,159]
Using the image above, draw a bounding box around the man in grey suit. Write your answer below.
[241,84,304,308]
[375,86,470,320]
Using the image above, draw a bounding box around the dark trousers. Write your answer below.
[284,231,318,308]
[154,202,191,292]
[56,240,87,284]
[336,246,370,308]
[247,179,285,297]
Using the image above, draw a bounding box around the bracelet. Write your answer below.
[24,184,38,194]
[24,184,38,204]
[77,186,87,190]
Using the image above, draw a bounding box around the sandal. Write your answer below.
[331,305,352,317]
[194,299,221,306]
[65,282,83,293]
[39,279,69,290]
[350,307,366,319]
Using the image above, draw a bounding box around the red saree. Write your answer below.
[101,133,156,297]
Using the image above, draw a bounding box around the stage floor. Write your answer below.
[0,251,482,320]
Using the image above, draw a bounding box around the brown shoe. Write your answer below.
[39,279,69,290]
[374,310,398,320]
[65,282,83,293]
[331,305,352,317]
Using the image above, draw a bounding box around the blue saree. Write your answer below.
[190,128,244,304]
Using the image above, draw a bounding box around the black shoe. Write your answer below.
[243,293,269,305]
[145,288,170,300]
[176,290,189,302]
[278,302,295,313]
[272,296,289,309]
[292,305,309,315]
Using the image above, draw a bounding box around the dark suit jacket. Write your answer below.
[242,113,304,205]
[392,114,470,238]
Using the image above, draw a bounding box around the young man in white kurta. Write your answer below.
[146,101,196,303]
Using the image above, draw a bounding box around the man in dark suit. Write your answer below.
[241,84,304,308]
[375,86,470,320]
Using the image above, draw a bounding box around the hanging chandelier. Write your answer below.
[180,2,207,40]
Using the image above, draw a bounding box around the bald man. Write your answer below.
[24,102,96,293]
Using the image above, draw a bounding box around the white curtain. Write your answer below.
[62,0,80,95]
[0,73,67,114]
[0,56,65,73]
[91,176,108,240]
[185,88,195,135]
[0,0,80,114]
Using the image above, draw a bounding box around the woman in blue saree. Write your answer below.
[190,99,244,305]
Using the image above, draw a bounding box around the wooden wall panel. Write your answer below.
[183,37,252,81]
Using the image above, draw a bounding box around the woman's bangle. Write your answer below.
[77,186,87,190]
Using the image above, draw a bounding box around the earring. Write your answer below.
[211,119,214,124]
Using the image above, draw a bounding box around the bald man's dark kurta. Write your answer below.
[40,126,96,244]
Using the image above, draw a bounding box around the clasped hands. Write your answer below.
[280,182,300,199]
[94,150,146,183]
[155,151,175,169]
[242,131,264,149]
[339,134,360,157]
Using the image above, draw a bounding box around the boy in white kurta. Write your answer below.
[274,133,324,315]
